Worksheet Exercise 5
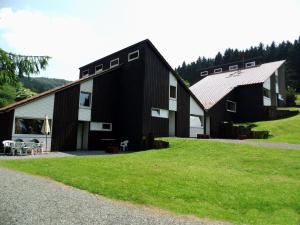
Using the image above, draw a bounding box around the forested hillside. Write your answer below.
[176,36,300,90]
[0,77,70,108]
[20,77,69,93]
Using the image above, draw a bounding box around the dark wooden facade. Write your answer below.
[176,83,190,137]
[0,110,14,146]
[0,40,205,151]
[51,85,80,151]
[208,83,272,137]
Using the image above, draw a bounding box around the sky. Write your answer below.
[0,0,300,81]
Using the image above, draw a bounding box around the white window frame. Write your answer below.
[95,64,103,74]
[245,61,255,68]
[214,68,222,74]
[200,71,208,76]
[82,69,89,77]
[110,58,119,68]
[226,100,237,113]
[151,108,168,118]
[229,65,238,71]
[169,85,177,100]
[128,50,139,62]
[79,91,92,109]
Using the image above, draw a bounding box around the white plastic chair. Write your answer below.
[120,140,129,152]
[2,140,15,155]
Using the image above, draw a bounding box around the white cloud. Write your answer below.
[0,8,106,80]
[0,0,299,80]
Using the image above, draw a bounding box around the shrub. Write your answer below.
[286,86,297,106]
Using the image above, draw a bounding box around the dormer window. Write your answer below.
[82,70,89,77]
[128,50,139,62]
[245,61,255,68]
[229,65,238,71]
[95,64,103,74]
[200,71,208,76]
[214,68,222,74]
[110,58,119,68]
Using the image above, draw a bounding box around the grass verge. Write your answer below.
[0,138,300,225]
[250,108,300,144]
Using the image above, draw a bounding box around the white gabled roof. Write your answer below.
[190,60,285,110]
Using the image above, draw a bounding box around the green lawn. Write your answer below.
[250,108,300,144]
[1,139,300,225]
[296,94,300,106]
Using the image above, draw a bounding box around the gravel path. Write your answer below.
[0,168,229,225]
[205,139,300,150]
[0,151,108,160]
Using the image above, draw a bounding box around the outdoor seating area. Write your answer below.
[2,139,45,156]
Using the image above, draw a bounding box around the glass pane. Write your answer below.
[170,86,176,98]
[80,92,91,107]
[15,118,52,134]
[190,116,202,127]
[102,123,111,130]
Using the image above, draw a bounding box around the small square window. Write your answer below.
[128,50,139,62]
[226,100,236,113]
[110,58,119,68]
[82,70,89,77]
[95,64,103,73]
[170,86,177,99]
[79,92,91,108]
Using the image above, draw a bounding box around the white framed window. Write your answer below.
[90,122,112,131]
[190,115,204,128]
[214,68,222,74]
[95,64,103,74]
[169,85,177,99]
[229,65,238,71]
[15,117,52,135]
[226,100,236,113]
[151,108,169,118]
[110,58,119,68]
[79,91,92,108]
[128,50,139,62]
[200,71,208,76]
[263,88,271,98]
[245,61,255,68]
[82,70,89,77]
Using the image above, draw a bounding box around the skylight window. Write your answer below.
[214,68,222,74]
[245,61,255,68]
[200,71,208,76]
[229,65,238,71]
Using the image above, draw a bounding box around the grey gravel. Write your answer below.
[203,138,300,150]
[0,151,108,160]
[0,168,229,225]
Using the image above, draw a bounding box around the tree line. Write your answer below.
[176,36,300,91]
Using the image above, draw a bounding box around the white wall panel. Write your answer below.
[80,79,93,92]
[190,97,204,116]
[14,95,55,119]
[78,108,91,121]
